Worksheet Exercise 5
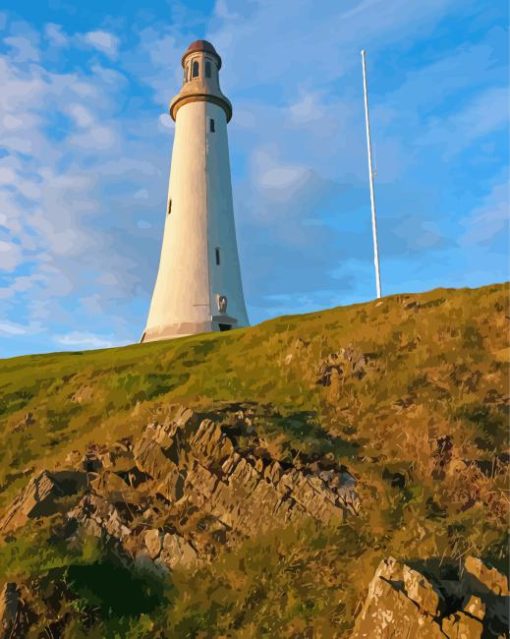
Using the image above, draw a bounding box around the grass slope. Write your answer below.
[0,282,508,637]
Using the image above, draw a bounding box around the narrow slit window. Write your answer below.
[215,247,220,265]
[209,118,215,133]
[205,60,211,78]
[192,60,199,77]
[167,198,172,215]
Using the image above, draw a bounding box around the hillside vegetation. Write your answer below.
[0,282,508,638]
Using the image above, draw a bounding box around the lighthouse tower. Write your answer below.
[141,40,249,343]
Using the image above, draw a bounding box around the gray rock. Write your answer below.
[0,583,19,639]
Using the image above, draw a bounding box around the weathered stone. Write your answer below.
[134,430,176,481]
[144,529,163,559]
[1,403,359,594]
[463,556,509,597]
[462,595,485,621]
[0,470,87,533]
[402,564,443,616]
[442,611,483,638]
[67,493,131,540]
[350,558,445,639]
[160,533,198,569]
[316,345,368,386]
[190,419,234,462]
[0,583,19,638]
[351,556,510,639]
[460,556,509,630]
[65,450,83,466]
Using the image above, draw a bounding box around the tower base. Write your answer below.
[141,315,239,343]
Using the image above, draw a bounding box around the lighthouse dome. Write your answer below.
[182,39,222,69]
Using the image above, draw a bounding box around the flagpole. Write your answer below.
[361,49,382,299]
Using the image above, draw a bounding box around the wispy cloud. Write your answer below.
[54,331,117,349]
[461,176,510,247]
[0,319,40,336]
[80,30,119,59]
[422,86,509,157]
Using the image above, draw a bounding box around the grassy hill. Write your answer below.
[0,282,508,637]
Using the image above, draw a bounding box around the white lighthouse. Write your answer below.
[142,40,249,343]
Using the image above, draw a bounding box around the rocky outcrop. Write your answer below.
[351,556,509,639]
[316,346,369,386]
[0,404,359,574]
[0,470,87,534]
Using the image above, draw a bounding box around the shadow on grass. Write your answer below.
[67,560,166,617]
[264,410,360,460]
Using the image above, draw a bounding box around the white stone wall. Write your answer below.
[143,97,249,341]
[205,101,249,331]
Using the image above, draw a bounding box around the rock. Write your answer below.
[350,558,445,639]
[0,403,359,597]
[82,444,109,472]
[402,564,444,616]
[316,346,367,386]
[442,611,483,638]
[0,583,19,638]
[351,557,509,639]
[159,533,198,569]
[144,529,163,559]
[463,556,509,597]
[67,493,131,541]
[462,595,485,621]
[133,407,354,542]
[461,556,509,631]
[0,471,87,533]
[65,450,82,466]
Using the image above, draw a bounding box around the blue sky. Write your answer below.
[0,0,508,357]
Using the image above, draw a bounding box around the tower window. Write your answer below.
[209,118,215,133]
[215,247,220,265]
[192,61,199,77]
[167,199,172,215]
[205,60,211,78]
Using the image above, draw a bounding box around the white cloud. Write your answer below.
[54,331,116,349]
[0,29,164,345]
[4,35,40,62]
[422,86,509,157]
[288,92,324,124]
[44,23,68,47]
[158,113,173,129]
[2,113,24,130]
[69,124,118,150]
[253,149,309,192]
[0,166,17,184]
[66,103,95,128]
[0,239,23,271]
[81,30,119,59]
[0,318,41,336]
[461,177,510,246]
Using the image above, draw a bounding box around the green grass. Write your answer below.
[0,282,508,637]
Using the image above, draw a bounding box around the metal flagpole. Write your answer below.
[360,49,382,299]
